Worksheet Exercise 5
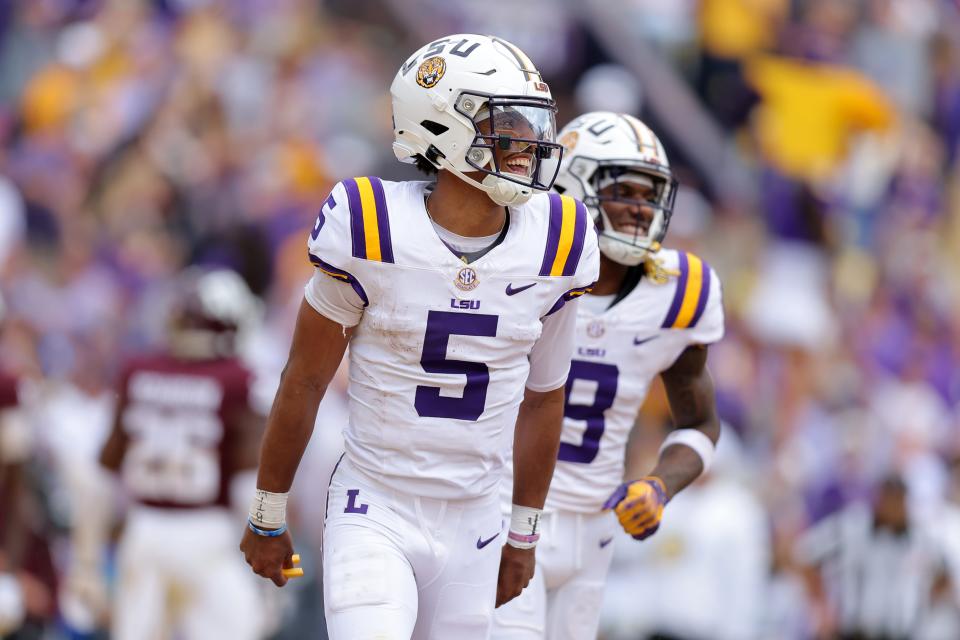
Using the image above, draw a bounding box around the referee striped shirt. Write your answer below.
[795,504,946,638]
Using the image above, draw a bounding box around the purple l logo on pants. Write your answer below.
[344,489,369,514]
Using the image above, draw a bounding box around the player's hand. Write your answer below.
[61,562,109,624]
[603,476,668,540]
[240,525,296,587]
[495,544,535,607]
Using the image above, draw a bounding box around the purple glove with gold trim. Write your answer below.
[603,476,668,540]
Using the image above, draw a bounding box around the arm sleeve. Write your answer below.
[526,300,578,392]
[686,266,725,345]
[303,270,365,328]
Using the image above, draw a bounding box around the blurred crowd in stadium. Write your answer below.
[1,0,959,638]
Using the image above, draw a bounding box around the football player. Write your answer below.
[491,113,724,639]
[0,293,54,636]
[0,294,56,636]
[100,269,266,640]
[239,34,599,639]
[0,354,25,637]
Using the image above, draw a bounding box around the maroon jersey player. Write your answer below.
[103,354,257,508]
[0,305,56,635]
[99,269,266,640]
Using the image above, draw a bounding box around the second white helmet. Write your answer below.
[391,34,563,207]
[554,112,678,265]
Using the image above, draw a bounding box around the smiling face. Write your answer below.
[596,175,658,238]
[475,108,538,178]
[462,100,562,192]
[587,167,674,265]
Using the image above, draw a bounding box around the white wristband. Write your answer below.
[659,429,715,475]
[507,504,542,549]
[249,489,289,528]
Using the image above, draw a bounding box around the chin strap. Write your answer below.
[481,173,534,206]
[439,160,534,207]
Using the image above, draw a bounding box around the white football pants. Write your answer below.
[490,509,618,639]
[112,507,262,640]
[323,458,503,639]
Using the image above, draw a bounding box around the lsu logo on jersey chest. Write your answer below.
[450,298,480,310]
[577,346,607,358]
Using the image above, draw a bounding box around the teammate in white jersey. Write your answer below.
[492,112,724,639]
[240,35,600,639]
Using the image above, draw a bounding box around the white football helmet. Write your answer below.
[554,112,678,266]
[169,268,261,359]
[391,34,563,207]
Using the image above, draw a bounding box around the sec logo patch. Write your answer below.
[586,319,605,338]
[455,266,479,291]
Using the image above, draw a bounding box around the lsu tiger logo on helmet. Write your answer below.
[416,56,446,88]
[391,34,563,207]
[559,130,579,154]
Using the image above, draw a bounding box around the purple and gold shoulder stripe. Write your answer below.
[540,194,589,278]
[661,252,711,329]
[343,177,395,263]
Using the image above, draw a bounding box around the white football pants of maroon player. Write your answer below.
[112,507,263,640]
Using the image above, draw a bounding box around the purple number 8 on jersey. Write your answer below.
[557,360,619,464]
[414,310,499,421]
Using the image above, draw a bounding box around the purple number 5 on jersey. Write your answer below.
[414,310,499,421]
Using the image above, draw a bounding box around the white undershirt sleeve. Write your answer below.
[525,300,578,392]
[303,270,365,328]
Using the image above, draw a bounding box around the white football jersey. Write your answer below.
[543,248,724,513]
[306,177,599,501]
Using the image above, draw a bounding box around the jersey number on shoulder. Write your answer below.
[311,193,337,241]
[415,310,498,421]
[558,360,619,464]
